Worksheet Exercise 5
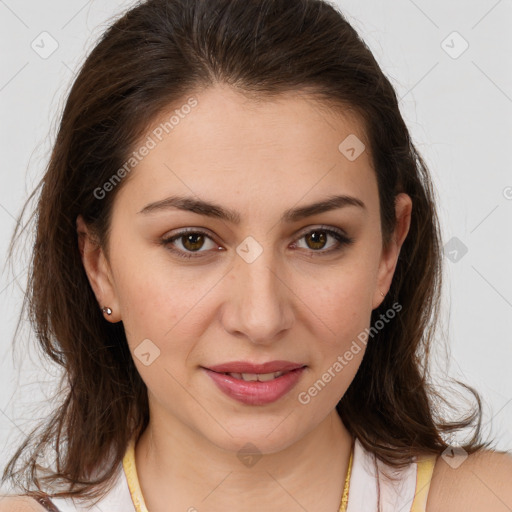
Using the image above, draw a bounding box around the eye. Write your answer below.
[291,226,354,255]
[160,229,220,259]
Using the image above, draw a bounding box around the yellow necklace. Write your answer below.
[339,441,353,512]
[123,437,353,512]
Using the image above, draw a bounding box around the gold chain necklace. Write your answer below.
[123,437,353,512]
[339,441,353,512]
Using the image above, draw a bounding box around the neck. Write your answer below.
[134,408,353,512]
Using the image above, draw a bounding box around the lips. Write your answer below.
[203,360,307,405]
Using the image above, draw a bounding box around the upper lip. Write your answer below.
[205,361,306,374]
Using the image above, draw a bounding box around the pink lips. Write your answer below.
[203,360,306,406]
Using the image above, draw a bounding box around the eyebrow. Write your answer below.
[137,194,366,223]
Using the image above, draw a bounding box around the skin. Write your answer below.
[427,450,512,511]
[2,87,511,512]
[77,84,412,511]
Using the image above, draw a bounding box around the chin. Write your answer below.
[199,416,307,455]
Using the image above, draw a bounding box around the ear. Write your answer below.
[372,193,412,310]
[76,215,121,322]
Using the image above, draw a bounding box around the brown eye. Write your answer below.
[181,233,206,251]
[161,229,219,259]
[293,227,354,255]
[304,231,328,250]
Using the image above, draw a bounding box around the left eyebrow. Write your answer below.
[283,194,366,222]
[137,194,366,223]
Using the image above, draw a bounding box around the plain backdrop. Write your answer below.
[1,0,511,486]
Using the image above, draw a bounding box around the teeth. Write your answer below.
[226,371,285,381]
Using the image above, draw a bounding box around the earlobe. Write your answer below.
[76,215,121,322]
[372,193,412,309]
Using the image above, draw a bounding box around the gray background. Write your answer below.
[1,0,511,485]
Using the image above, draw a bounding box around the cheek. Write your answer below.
[110,233,207,335]
[110,255,226,394]
[291,262,375,407]
[114,262,208,395]
[296,275,371,407]
[297,262,375,339]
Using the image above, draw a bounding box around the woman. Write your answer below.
[1,0,511,510]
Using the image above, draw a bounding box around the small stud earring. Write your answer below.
[380,291,385,297]
[102,306,112,316]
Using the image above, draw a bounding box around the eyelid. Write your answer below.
[294,224,348,239]
[161,226,216,241]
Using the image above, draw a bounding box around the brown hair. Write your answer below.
[3,0,491,502]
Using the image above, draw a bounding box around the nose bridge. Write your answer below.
[224,239,294,343]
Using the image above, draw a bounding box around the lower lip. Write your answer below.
[203,367,306,405]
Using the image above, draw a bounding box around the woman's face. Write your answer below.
[80,84,411,454]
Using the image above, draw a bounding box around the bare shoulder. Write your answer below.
[426,448,512,512]
[0,495,46,511]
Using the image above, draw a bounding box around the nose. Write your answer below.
[220,246,295,345]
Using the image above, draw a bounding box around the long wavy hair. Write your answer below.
[3,0,490,502]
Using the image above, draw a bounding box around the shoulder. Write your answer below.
[426,448,512,512]
[0,495,47,511]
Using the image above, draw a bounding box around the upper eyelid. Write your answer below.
[163,227,217,243]
[295,225,348,237]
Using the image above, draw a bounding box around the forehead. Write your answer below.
[116,85,378,217]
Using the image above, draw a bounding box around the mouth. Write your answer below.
[202,362,307,405]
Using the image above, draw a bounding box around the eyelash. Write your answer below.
[160,226,354,260]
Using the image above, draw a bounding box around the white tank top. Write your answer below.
[43,437,436,512]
